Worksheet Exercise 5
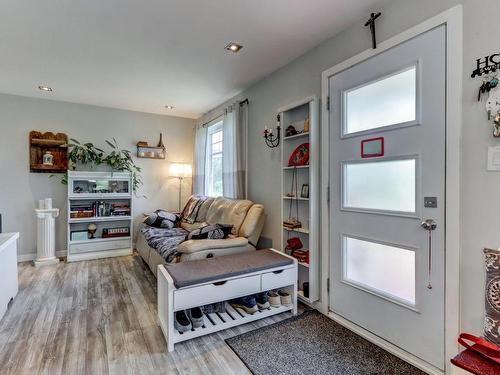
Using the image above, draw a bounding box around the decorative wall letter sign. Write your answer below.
[361,137,384,158]
[471,52,500,78]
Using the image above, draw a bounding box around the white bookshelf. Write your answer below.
[279,96,319,304]
[67,171,133,262]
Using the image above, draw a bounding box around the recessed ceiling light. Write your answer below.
[225,42,243,53]
[38,85,53,92]
[165,105,174,110]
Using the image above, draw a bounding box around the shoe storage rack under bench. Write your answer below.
[157,249,298,352]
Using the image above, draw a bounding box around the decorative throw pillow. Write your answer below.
[181,196,207,224]
[483,248,500,344]
[187,224,233,240]
[144,210,179,229]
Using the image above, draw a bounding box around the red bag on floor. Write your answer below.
[458,333,500,365]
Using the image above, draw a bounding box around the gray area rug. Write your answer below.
[225,310,426,375]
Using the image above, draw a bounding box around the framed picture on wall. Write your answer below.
[300,184,309,198]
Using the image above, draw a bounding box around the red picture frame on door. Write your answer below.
[361,137,384,158]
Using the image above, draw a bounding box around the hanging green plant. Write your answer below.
[52,138,143,194]
[103,138,143,193]
[66,138,105,170]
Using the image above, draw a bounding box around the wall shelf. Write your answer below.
[283,226,309,235]
[284,132,309,141]
[69,216,131,223]
[283,196,309,201]
[283,165,309,170]
[280,96,319,304]
[29,131,68,173]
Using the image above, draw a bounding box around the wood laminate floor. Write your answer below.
[0,254,297,375]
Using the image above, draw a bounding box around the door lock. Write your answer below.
[421,219,437,290]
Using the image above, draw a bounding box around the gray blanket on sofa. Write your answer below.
[141,226,188,263]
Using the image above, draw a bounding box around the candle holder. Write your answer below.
[263,114,281,148]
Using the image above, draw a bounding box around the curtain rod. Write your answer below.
[200,98,248,128]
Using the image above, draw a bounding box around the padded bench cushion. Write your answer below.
[165,249,293,288]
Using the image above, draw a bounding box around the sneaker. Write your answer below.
[188,307,204,328]
[255,292,270,310]
[268,291,281,308]
[174,310,192,333]
[230,296,258,314]
[203,302,226,314]
[278,290,292,306]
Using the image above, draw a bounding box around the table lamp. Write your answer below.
[169,163,192,211]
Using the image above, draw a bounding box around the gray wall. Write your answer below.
[0,93,195,257]
[201,0,497,336]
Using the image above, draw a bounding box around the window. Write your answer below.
[342,236,416,305]
[342,157,417,214]
[343,65,418,136]
[205,121,223,197]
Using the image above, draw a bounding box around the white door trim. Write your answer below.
[320,5,462,374]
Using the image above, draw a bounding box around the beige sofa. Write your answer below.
[136,196,265,277]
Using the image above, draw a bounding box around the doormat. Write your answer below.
[225,310,426,375]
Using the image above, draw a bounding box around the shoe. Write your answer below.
[230,296,258,314]
[174,310,192,333]
[255,292,270,310]
[268,291,281,308]
[278,290,292,306]
[188,307,204,328]
[203,302,226,314]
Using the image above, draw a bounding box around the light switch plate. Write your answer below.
[487,146,500,171]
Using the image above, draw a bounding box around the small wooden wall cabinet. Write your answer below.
[158,249,298,352]
[29,131,68,173]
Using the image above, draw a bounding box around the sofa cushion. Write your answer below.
[181,195,207,224]
[177,237,249,254]
[180,221,207,232]
[143,210,179,229]
[206,197,253,236]
[196,197,215,222]
[239,204,265,245]
[187,224,233,240]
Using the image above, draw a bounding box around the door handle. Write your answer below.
[420,219,437,290]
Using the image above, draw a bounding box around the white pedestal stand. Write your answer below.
[34,208,60,267]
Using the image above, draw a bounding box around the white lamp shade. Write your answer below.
[169,163,192,178]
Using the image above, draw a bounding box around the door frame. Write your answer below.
[320,5,462,375]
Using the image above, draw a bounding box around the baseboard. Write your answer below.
[327,311,444,375]
[17,250,67,263]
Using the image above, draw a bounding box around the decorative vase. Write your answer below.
[157,133,164,148]
[42,151,54,166]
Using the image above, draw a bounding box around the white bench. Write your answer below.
[157,248,298,351]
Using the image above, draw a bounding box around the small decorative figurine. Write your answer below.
[285,125,298,137]
[87,223,97,239]
[42,151,54,166]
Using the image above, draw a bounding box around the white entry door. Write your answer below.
[328,26,445,370]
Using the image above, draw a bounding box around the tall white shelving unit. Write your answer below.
[67,171,133,262]
[280,96,319,304]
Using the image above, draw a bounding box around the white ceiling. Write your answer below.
[0,0,387,119]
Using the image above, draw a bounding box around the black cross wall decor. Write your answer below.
[365,12,382,49]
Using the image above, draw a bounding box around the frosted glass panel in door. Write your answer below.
[343,158,416,213]
[343,66,417,135]
[343,236,415,305]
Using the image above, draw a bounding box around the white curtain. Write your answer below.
[222,101,248,199]
[193,124,207,195]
